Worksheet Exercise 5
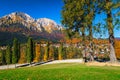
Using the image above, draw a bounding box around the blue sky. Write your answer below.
[0,0,120,38]
[0,0,63,24]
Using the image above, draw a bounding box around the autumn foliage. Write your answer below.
[34,44,41,62]
[18,45,27,64]
[115,40,120,59]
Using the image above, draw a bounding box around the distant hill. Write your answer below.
[0,12,64,45]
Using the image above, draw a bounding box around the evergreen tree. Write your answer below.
[33,41,36,60]
[1,50,6,65]
[27,37,33,63]
[0,51,2,65]
[18,42,20,61]
[12,38,19,64]
[6,45,12,64]
[53,47,58,60]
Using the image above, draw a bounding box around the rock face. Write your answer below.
[0,12,62,33]
[0,12,64,45]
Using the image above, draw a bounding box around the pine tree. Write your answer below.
[12,38,19,64]
[6,45,12,64]
[1,50,6,65]
[27,37,33,63]
[17,42,20,62]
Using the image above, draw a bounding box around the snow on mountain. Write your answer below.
[0,12,63,33]
[7,12,35,22]
[37,18,57,27]
[36,18,59,33]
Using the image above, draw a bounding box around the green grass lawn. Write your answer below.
[0,63,120,80]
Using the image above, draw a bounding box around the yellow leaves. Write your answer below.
[43,54,47,61]
[49,46,54,60]
[113,3,120,9]
[115,40,120,59]
[18,46,27,64]
[58,53,62,60]
[105,2,113,10]
[33,44,41,62]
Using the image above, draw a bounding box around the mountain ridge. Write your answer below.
[0,12,64,45]
[0,12,63,33]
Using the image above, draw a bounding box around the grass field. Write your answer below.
[0,63,120,80]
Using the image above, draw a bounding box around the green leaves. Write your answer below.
[12,38,19,64]
[27,37,34,63]
[6,45,12,64]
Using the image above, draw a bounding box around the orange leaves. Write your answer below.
[58,53,62,60]
[49,46,54,60]
[18,45,27,64]
[115,40,120,59]
[34,44,41,62]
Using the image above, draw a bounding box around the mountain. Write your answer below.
[0,12,64,45]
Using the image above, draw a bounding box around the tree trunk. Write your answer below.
[89,42,94,62]
[109,34,117,63]
[89,25,94,62]
[81,31,87,63]
[106,1,117,62]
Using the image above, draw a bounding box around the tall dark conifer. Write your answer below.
[27,37,33,63]
[6,45,12,64]
[12,38,19,64]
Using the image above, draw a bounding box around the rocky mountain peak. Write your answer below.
[0,12,63,33]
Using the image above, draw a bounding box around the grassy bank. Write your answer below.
[0,63,120,80]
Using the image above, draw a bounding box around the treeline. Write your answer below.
[0,38,82,65]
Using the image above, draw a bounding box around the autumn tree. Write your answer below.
[49,45,54,60]
[34,43,41,62]
[58,43,63,60]
[18,44,27,63]
[43,42,49,61]
[97,0,120,62]
[61,0,98,62]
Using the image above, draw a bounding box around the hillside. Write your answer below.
[0,12,64,45]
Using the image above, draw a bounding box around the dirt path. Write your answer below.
[42,59,83,65]
[1,59,120,70]
[86,61,120,67]
[0,59,83,70]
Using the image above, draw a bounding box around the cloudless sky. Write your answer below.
[0,0,120,38]
[0,0,63,24]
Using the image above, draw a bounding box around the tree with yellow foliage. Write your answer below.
[58,43,63,60]
[18,45,27,64]
[49,45,54,60]
[43,42,49,61]
[34,44,41,62]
